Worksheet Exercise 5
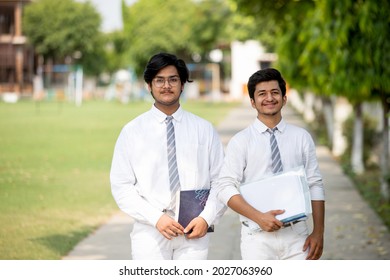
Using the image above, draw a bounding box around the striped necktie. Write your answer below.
[268,128,283,174]
[166,116,181,193]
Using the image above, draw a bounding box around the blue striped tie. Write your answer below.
[268,128,283,174]
[166,116,181,193]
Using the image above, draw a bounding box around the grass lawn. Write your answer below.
[0,99,239,259]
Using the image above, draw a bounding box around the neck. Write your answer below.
[257,114,282,129]
[154,103,180,116]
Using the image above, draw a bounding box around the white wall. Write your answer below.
[230,40,265,100]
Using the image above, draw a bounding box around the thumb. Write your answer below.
[271,209,285,216]
[184,220,195,234]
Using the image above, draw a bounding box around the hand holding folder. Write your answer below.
[175,189,214,233]
[240,166,311,230]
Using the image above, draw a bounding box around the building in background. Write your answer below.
[0,0,35,99]
[230,40,277,100]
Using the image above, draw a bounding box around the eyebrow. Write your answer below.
[258,88,280,92]
[155,75,179,79]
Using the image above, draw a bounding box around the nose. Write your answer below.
[162,79,171,88]
[265,92,273,100]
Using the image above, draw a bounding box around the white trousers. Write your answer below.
[130,222,210,260]
[240,221,309,260]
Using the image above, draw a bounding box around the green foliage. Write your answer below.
[233,0,390,222]
[224,1,259,43]
[233,0,315,52]
[296,0,390,101]
[190,0,231,56]
[234,0,390,100]
[23,0,102,72]
[122,0,234,76]
[79,33,110,76]
[101,31,131,74]
[123,0,197,74]
[0,99,239,259]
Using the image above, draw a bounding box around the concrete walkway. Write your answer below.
[63,100,390,260]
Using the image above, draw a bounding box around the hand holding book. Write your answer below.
[176,189,214,233]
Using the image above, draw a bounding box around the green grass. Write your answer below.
[0,99,239,259]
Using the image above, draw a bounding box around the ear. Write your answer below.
[282,95,287,106]
[250,98,256,109]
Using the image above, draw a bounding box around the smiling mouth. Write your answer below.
[264,103,277,107]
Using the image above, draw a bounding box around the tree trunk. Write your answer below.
[351,102,365,174]
[303,91,315,123]
[45,57,53,90]
[322,96,334,148]
[287,88,305,114]
[379,91,390,201]
[332,97,352,157]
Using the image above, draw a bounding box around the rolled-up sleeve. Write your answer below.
[303,132,325,201]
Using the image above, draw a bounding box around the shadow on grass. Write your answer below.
[31,226,94,259]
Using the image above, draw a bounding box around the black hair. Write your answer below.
[247,68,286,100]
[143,52,192,85]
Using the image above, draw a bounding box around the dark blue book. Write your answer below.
[176,189,214,233]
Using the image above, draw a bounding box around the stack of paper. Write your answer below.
[240,166,311,230]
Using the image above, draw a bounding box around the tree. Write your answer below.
[233,0,390,200]
[232,0,334,149]
[122,0,233,76]
[224,1,259,43]
[23,0,102,75]
[233,0,315,52]
[298,0,390,199]
[122,0,197,75]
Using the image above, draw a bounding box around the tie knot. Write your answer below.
[267,127,278,135]
[165,116,173,123]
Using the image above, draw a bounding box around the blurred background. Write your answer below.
[0,0,389,259]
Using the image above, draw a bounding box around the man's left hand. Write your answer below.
[303,231,324,260]
[184,217,208,239]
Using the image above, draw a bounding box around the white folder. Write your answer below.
[240,166,312,230]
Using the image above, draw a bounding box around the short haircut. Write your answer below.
[143,52,192,85]
[247,68,286,99]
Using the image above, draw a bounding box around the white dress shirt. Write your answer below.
[110,105,226,227]
[216,117,325,221]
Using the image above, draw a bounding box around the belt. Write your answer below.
[241,220,301,229]
[282,220,301,227]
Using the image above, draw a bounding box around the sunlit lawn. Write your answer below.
[0,98,239,259]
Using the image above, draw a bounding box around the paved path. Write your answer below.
[63,100,390,260]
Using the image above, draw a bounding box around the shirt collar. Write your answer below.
[150,104,184,123]
[253,118,286,134]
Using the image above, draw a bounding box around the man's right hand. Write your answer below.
[156,214,185,240]
[255,209,285,232]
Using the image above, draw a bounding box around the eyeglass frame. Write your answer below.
[152,75,181,88]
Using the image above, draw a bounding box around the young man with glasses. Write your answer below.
[215,68,325,260]
[110,52,226,260]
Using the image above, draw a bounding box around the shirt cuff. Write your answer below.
[199,206,214,227]
[150,211,165,227]
[310,185,325,201]
[218,186,241,206]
